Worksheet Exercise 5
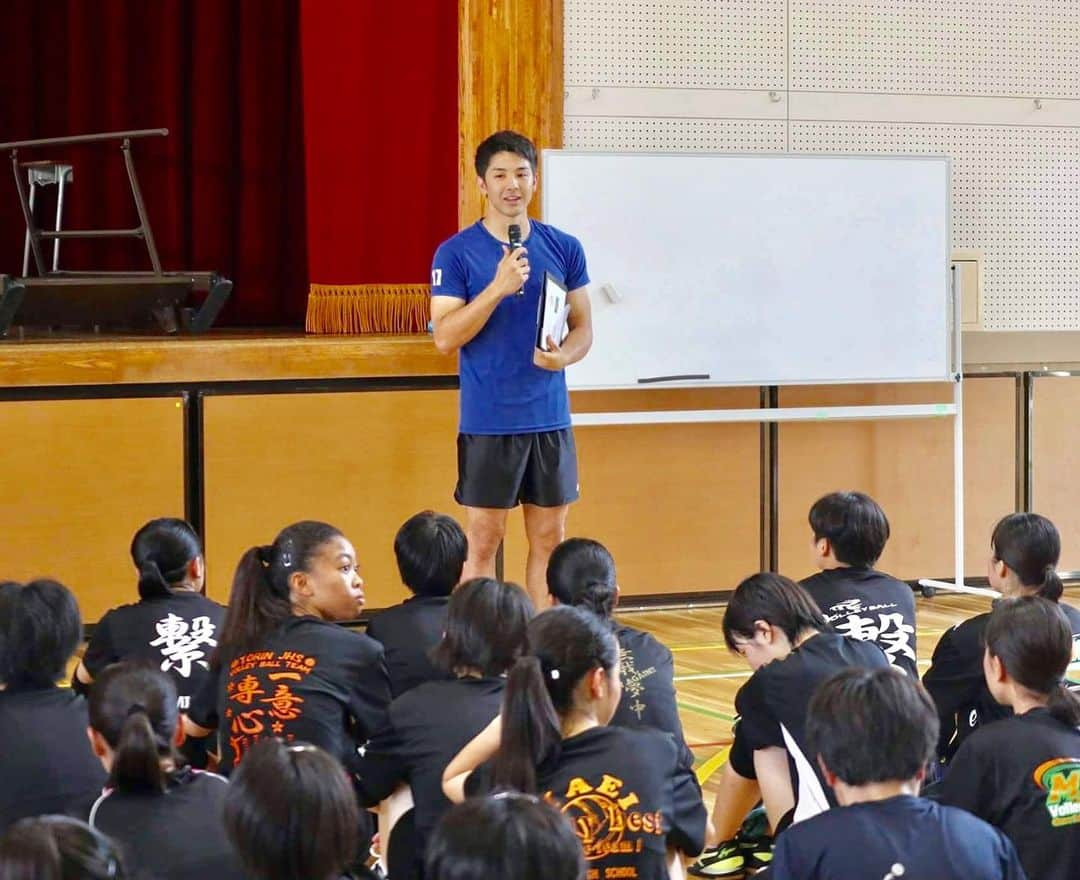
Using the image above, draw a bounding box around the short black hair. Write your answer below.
[808,491,890,568]
[394,510,467,597]
[807,667,938,786]
[432,578,533,676]
[474,130,538,177]
[722,572,826,653]
[0,579,82,689]
[426,794,585,880]
[0,815,128,880]
[224,739,359,880]
[546,538,617,618]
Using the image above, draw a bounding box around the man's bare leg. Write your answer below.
[462,506,510,583]
[522,503,569,610]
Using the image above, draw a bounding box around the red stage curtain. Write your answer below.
[0,0,308,326]
[299,0,459,289]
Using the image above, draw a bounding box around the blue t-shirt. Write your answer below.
[772,795,1027,880]
[431,219,589,434]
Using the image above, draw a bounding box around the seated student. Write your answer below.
[75,518,225,766]
[367,511,466,698]
[924,512,1080,762]
[184,520,391,777]
[0,815,128,880]
[0,580,106,833]
[800,491,917,677]
[86,663,246,879]
[223,738,360,880]
[443,606,708,880]
[426,793,585,880]
[772,667,1026,879]
[938,597,1080,880]
[355,577,533,880]
[693,573,889,878]
[547,537,694,767]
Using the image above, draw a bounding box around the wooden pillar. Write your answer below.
[458,0,564,226]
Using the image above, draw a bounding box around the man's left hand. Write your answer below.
[533,336,567,371]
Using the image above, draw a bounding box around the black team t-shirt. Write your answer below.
[89,767,246,879]
[187,615,391,775]
[800,567,918,677]
[730,632,890,823]
[772,795,1026,879]
[83,592,226,711]
[0,687,107,833]
[924,602,1080,761]
[355,676,505,880]
[613,623,693,768]
[469,726,707,880]
[366,595,452,698]
[938,707,1080,880]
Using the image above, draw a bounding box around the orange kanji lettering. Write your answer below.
[262,683,304,721]
[233,675,265,706]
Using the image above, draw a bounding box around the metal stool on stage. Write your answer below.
[21,161,74,276]
[0,128,232,335]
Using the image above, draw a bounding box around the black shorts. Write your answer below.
[455,428,579,509]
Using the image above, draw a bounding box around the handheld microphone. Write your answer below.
[508,224,524,295]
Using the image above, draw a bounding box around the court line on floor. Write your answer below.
[695,746,732,785]
[677,701,736,722]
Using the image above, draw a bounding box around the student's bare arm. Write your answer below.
[754,747,796,832]
[534,286,593,371]
[431,248,528,354]
[707,762,762,846]
[442,715,501,803]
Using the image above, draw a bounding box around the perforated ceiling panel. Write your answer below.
[565,0,786,89]
[564,117,786,152]
[793,122,1080,330]
[792,1,1080,98]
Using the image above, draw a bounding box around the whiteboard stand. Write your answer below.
[572,271,972,596]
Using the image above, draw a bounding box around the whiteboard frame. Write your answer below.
[542,149,956,388]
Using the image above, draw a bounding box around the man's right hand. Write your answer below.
[492,244,529,298]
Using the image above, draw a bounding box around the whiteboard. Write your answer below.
[542,152,952,389]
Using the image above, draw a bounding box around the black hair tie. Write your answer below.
[126,703,147,718]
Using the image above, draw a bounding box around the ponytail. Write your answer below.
[1046,682,1080,727]
[130,518,202,601]
[88,664,180,795]
[112,708,168,793]
[216,522,343,658]
[1039,565,1064,602]
[493,657,562,794]
[491,606,619,794]
[136,560,178,601]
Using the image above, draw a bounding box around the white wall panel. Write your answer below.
[792,1,1080,98]
[565,117,787,152]
[565,0,787,89]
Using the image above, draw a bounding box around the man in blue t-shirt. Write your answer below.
[430,131,592,609]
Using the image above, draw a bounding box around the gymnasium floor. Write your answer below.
[618,585,1080,799]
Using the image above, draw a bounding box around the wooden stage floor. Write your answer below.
[618,585,1080,799]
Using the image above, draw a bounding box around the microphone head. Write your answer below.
[508,224,522,249]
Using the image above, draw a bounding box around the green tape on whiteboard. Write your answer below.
[936,404,948,414]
